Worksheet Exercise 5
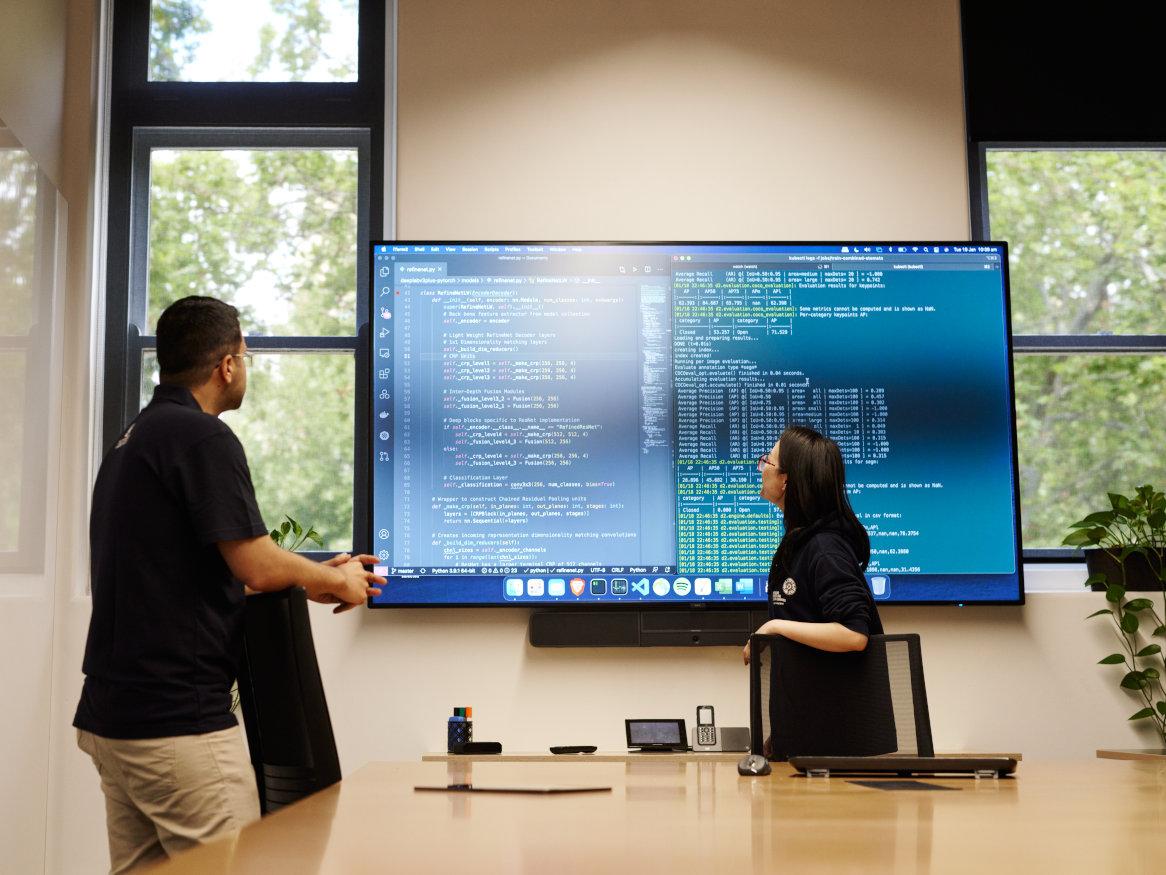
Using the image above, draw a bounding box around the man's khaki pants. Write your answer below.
[77,725,261,874]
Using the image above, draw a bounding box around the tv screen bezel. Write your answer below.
[366,240,1025,609]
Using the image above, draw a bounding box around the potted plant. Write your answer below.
[1064,485,1166,743]
[1063,485,1166,592]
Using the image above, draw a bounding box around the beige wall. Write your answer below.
[396,0,970,241]
[0,0,67,187]
[0,0,102,873]
[0,0,64,869]
[306,0,1155,778]
[44,0,106,865]
[303,585,1156,764]
[36,1,1163,873]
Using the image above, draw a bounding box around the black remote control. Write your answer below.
[550,745,598,754]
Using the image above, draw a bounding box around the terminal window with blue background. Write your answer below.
[369,243,1022,607]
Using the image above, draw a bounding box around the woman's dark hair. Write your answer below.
[156,296,242,387]
[774,424,870,570]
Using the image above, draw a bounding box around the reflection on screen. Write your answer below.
[631,721,683,745]
[370,243,1022,606]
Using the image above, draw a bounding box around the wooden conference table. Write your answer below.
[151,759,1166,873]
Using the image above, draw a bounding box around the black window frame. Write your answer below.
[970,141,1166,562]
[103,0,387,555]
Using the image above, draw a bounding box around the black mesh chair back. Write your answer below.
[749,633,934,761]
[236,587,341,814]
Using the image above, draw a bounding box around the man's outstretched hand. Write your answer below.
[317,553,385,613]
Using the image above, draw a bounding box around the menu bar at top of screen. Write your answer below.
[375,243,1003,257]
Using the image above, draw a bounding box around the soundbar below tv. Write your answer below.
[368,242,1023,609]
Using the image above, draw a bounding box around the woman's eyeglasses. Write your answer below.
[757,454,779,474]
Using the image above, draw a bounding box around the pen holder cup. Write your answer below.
[447,719,473,752]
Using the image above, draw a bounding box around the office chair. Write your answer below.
[236,587,342,814]
[748,633,934,761]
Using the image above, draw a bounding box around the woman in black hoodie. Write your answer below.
[743,424,883,665]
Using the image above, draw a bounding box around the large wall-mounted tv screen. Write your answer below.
[368,242,1023,607]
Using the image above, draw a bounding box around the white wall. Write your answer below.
[307,0,1158,774]
[395,0,970,241]
[0,1,104,874]
[38,1,1164,873]
[0,2,88,873]
[0,0,66,188]
[42,0,107,862]
[306,582,1159,764]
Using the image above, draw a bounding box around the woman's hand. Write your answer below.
[744,620,785,665]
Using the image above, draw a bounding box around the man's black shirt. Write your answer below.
[766,517,883,637]
[74,385,267,739]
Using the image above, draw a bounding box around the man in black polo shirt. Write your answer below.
[74,296,384,874]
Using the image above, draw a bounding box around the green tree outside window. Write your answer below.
[987,150,1166,549]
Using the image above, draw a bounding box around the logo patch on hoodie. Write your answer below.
[772,577,797,605]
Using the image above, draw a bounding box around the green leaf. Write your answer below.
[1126,598,1155,612]
[1120,611,1140,634]
[1098,653,1127,664]
[1106,583,1126,603]
[1068,511,1118,532]
[1086,609,1112,619]
[1136,644,1163,657]
[1158,702,1166,716]
[307,529,323,547]
[1121,671,1148,690]
[1154,625,1166,638]
[269,528,280,541]
[1082,510,1119,527]
[1085,572,1108,587]
[291,518,302,537]
[1063,529,1098,547]
[1143,667,1161,681]
[1128,708,1156,721]
[280,520,291,536]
